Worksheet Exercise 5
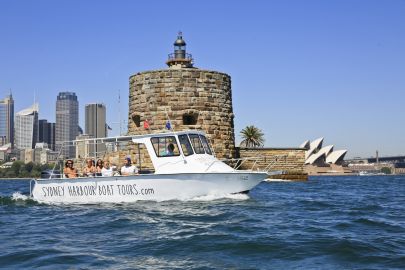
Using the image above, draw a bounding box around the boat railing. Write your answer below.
[205,154,288,173]
[29,179,35,197]
[38,172,130,180]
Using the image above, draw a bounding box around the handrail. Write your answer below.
[167,53,193,61]
[37,173,126,180]
[263,155,288,172]
[205,157,262,172]
[29,179,36,197]
[205,155,289,173]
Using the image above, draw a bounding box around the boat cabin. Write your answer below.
[59,130,233,178]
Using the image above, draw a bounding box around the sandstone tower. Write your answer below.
[128,32,235,158]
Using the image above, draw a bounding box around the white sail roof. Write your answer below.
[326,150,347,164]
[309,137,323,152]
[299,140,310,149]
[305,137,324,159]
[317,145,334,158]
[305,152,326,165]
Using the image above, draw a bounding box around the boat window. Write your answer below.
[188,134,205,154]
[178,134,194,156]
[199,135,213,155]
[150,136,180,157]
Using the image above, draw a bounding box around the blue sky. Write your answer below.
[0,0,404,158]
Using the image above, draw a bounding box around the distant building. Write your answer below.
[56,92,79,158]
[301,137,350,175]
[0,94,14,146]
[34,142,58,164]
[85,103,107,155]
[0,143,12,161]
[14,103,39,149]
[39,119,56,151]
[302,137,347,166]
[23,148,34,163]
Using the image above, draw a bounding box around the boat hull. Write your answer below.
[31,172,267,204]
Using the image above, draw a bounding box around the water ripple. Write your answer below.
[0,176,404,269]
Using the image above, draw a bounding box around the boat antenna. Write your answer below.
[118,89,122,136]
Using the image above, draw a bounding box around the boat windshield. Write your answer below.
[188,134,205,154]
[178,134,194,156]
[151,136,180,157]
[199,135,213,155]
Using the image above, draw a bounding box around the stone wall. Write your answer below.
[128,68,235,159]
[237,147,307,180]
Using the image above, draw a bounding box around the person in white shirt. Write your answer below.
[120,157,139,176]
[101,161,114,177]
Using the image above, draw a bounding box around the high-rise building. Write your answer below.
[0,94,14,146]
[56,92,79,158]
[39,119,56,151]
[14,103,39,149]
[85,103,107,155]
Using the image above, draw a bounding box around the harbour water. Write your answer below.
[0,176,404,269]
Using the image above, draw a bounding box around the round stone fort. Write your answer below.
[128,33,235,158]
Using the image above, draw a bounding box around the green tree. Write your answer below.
[5,170,15,178]
[11,161,24,176]
[25,162,34,173]
[381,167,391,174]
[240,125,265,148]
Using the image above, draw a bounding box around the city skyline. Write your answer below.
[1,1,404,158]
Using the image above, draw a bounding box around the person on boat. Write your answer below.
[82,158,96,177]
[166,143,175,156]
[101,161,114,177]
[95,159,104,176]
[63,160,78,178]
[120,157,139,176]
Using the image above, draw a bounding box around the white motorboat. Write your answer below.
[31,130,276,204]
[358,171,385,176]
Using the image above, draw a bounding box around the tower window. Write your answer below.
[132,115,141,127]
[183,113,198,125]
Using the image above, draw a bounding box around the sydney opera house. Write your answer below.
[300,138,352,175]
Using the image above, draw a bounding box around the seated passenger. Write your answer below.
[95,159,104,176]
[82,158,96,177]
[101,161,114,177]
[63,160,78,178]
[120,157,139,176]
[166,143,175,156]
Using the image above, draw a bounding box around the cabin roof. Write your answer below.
[69,130,207,144]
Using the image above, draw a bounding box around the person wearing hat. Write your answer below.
[120,156,139,176]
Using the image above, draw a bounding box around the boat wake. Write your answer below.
[0,192,37,206]
[12,192,30,201]
[189,192,250,201]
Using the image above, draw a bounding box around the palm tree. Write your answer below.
[240,125,265,148]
